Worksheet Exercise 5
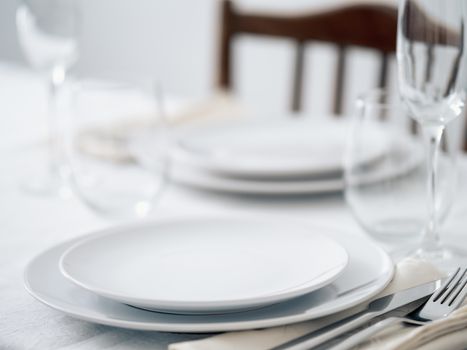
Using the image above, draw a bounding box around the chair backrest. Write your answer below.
[218,0,398,114]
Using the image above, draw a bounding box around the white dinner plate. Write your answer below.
[59,218,348,313]
[173,119,385,179]
[170,163,344,195]
[25,220,394,333]
[169,137,423,196]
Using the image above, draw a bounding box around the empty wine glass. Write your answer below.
[16,0,79,195]
[397,0,467,269]
[66,80,169,218]
[345,89,457,256]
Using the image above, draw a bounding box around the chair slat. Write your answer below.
[291,42,306,112]
[463,112,467,152]
[333,45,346,115]
[378,53,389,89]
[218,0,234,89]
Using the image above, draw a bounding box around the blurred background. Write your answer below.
[0,0,399,116]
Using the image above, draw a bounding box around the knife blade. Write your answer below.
[271,279,442,350]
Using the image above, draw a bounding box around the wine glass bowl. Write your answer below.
[66,80,169,218]
[398,0,466,126]
[16,0,78,72]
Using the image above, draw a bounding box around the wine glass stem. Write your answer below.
[421,124,445,252]
[47,65,66,177]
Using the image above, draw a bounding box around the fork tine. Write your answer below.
[441,267,467,304]
[446,270,467,307]
[432,267,460,302]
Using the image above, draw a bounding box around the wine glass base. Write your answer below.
[409,245,467,273]
[18,144,73,198]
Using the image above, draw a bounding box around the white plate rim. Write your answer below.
[171,139,423,196]
[173,119,346,178]
[24,218,394,333]
[58,218,349,312]
[171,164,344,195]
[172,119,383,179]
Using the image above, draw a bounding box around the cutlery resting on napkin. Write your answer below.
[169,258,467,350]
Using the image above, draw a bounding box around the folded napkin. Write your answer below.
[169,258,467,350]
[168,90,248,126]
[77,91,247,163]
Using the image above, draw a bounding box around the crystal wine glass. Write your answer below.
[345,89,457,258]
[397,0,467,269]
[66,80,169,218]
[16,0,79,196]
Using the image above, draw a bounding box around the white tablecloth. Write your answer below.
[1,63,466,350]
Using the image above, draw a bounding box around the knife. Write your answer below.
[270,279,442,350]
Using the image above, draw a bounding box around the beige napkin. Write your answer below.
[77,91,247,163]
[169,258,467,350]
[167,90,248,126]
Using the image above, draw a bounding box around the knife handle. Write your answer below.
[272,311,379,350]
[330,317,402,350]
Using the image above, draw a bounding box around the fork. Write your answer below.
[330,267,467,350]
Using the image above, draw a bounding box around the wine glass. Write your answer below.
[345,89,457,258]
[16,0,79,196]
[397,0,467,269]
[66,80,169,218]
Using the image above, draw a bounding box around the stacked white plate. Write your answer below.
[24,216,394,332]
[169,118,385,195]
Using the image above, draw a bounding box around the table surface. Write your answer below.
[1,63,467,350]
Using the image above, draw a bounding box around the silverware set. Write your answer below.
[272,267,467,350]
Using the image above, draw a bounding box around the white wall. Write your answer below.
[0,0,397,115]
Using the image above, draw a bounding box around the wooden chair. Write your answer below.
[217,0,398,114]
